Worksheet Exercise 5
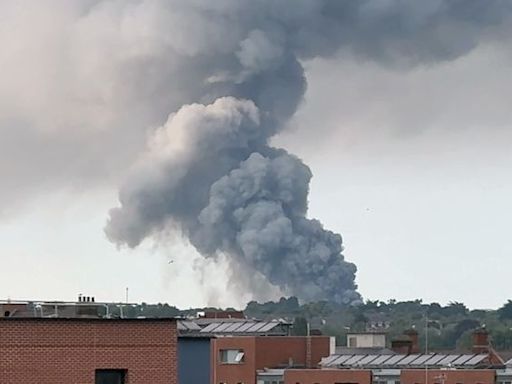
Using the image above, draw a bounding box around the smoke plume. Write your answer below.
[105,0,512,303]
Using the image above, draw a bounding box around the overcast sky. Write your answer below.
[1,1,512,309]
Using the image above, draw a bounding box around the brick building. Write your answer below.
[0,317,177,384]
[284,369,372,384]
[212,336,333,384]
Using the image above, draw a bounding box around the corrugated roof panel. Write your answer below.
[437,355,461,366]
[452,354,475,365]
[382,355,407,366]
[212,322,234,332]
[370,355,394,365]
[258,322,279,333]
[321,355,341,366]
[200,323,222,333]
[233,322,255,332]
[223,322,244,332]
[424,355,446,365]
[464,354,487,366]
[330,354,354,366]
[357,355,380,365]
[181,320,200,330]
[343,355,366,366]
[246,322,268,332]
[397,354,421,365]
[409,354,434,366]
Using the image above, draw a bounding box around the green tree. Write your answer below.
[292,316,308,336]
[498,300,512,320]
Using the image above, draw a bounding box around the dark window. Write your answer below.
[4,311,10,317]
[219,349,245,364]
[95,369,126,384]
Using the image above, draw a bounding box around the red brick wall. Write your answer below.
[212,337,257,384]
[255,337,331,369]
[212,336,332,384]
[284,369,372,384]
[0,318,177,384]
[401,369,496,384]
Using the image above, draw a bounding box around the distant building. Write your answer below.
[202,310,245,319]
[346,331,387,348]
[306,328,505,384]
[366,313,391,332]
[0,297,126,319]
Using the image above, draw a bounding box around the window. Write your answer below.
[349,336,357,347]
[95,370,126,384]
[219,349,245,364]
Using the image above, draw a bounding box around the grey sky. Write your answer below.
[1,1,511,308]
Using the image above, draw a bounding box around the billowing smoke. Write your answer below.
[105,0,512,303]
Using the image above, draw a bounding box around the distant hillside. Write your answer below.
[107,297,512,350]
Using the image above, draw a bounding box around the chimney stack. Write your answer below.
[391,339,413,354]
[404,329,420,354]
[472,328,489,354]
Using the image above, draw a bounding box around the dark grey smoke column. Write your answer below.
[105,0,512,303]
[106,95,359,304]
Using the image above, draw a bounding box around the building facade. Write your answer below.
[285,369,372,384]
[212,336,334,384]
[0,318,177,384]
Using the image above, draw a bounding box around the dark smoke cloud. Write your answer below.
[105,0,512,303]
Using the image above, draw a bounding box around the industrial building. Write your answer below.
[3,300,512,384]
[177,310,333,384]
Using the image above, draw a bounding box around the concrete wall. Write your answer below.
[347,333,386,348]
[178,337,211,384]
[0,318,177,384]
